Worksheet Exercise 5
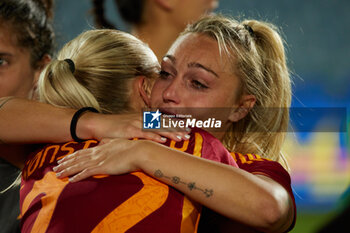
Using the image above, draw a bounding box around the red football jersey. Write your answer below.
[20,128,237,233]
[231,152,296,231]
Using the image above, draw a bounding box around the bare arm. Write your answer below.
[0,97,74,143]
[55,139,294,232]
[0,97,186,144]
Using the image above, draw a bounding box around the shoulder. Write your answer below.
[232,152,297,230]
[231,152,294,203]
[191,128,238,167]
[230,152,291,183]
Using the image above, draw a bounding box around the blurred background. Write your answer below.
[53,0,350,232]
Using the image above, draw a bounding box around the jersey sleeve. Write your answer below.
[231,152,296,231]
[201,135,238,167]
[162,127,238,168]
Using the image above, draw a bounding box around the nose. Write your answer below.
[162,78,181,105]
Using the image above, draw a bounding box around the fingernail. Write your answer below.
[56,171,62,177]
[176,135,182,140]
[52,166,58,172]
[161,137,167,141]
[68,177,74,182]
[184,135,191,139]
[57,159,63,164]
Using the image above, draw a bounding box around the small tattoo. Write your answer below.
[204,189,214,198]
[172,176,180,184]
[154,169,213,198]
[187,182,196,190]
[154,169,163,178]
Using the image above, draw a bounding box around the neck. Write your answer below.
[132,21,183,62]
[210,131,226,142]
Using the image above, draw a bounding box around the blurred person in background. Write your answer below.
[0,0,54,232]
[92,0,219,61]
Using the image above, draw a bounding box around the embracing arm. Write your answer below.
[55,139,294,232]
[133,141,294,232]
[0,97,74,143]
[0,97,185,144]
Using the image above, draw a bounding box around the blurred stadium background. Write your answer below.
[54,1,350,232]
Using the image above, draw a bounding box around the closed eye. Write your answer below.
[191,80,208,90]
[159,70,171,79]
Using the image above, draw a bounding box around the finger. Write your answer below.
[55,160,98,178]
[68,167,101,182]
[158,131,191,141]
[55,156,90,172]
[138,131,168,143]
[57,147,96,164]
[57,151,82,164]
[54,153,97,173]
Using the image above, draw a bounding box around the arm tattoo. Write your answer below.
[154,169,214,198]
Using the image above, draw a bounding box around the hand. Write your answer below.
[53,138,143,182]
[81,112,190,143]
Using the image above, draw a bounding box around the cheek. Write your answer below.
[150,81,163,107]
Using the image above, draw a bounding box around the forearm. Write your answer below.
[137,140,293,232]
[0,97,88,143]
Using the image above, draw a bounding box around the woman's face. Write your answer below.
[150,33,242,123]
[0,26,37,98]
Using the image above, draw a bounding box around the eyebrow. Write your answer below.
[188,62,219,78]
[164,55,219,78]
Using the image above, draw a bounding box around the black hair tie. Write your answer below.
[243,24,255,37]
[64,59,75,73]
[70,107,99,142]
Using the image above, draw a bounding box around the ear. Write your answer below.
[228,95,256,122]
[30,54,51,100]
[154,0,178,11]
[134,76,151,107]
[33,54,51,84]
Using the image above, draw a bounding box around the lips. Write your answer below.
[159,108,176,116]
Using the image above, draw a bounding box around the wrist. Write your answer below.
[76,112,98,140]
[132,140,157,171]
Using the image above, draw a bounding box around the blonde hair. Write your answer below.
[184,15,291,168]
[38,29,159,114]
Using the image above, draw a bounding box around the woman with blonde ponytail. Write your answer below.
[17,28,240,233]
[54,15,296,232]
[0,15,296,232]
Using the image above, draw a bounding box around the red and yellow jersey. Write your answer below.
[230,152,297,231]
[20,128,237,233]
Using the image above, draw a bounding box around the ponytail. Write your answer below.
[38,29,159,115]
[38,60,101,111]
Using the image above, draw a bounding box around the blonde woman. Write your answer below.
[55,15,296,232]
[0,15,296,232]
[16,29,237,233]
